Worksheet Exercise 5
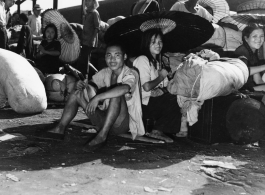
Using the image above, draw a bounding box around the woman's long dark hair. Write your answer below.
[140,28,165,69]
[42,23,58,40]
[242,23,264,65]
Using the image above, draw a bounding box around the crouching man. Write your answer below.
[40,41,145,151]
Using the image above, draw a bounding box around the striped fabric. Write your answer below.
[198,0,230,23]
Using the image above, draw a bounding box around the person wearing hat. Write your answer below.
[0,0,16,49]
[28,4,42,38]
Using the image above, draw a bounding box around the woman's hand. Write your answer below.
[151,88,164,97]
[76,80,87,91]
[158,69,168,79]
[38,45,45,54]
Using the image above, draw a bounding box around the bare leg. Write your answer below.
[49,91,85,134]
[87,95,128,146]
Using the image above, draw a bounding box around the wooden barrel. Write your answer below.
[226,98,265,144]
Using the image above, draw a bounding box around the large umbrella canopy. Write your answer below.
[221,13,265,31]
[104,11,214,55]
[198,0,230,23]
[42,9,80,64]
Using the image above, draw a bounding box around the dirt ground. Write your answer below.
[1,105,265,195]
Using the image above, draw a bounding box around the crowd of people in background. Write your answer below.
[1,0,265,147]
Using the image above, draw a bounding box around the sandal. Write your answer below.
[34,131,65,141]
[146,130,174,143]
[175,131,188,138]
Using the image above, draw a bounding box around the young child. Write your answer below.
[35,23,61,75]
[78,0,100,75]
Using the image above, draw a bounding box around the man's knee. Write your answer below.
[109,96,122,105]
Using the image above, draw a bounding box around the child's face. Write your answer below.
[85,0,94,11]
[45,27,56,42]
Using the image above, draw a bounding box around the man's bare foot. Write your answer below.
[88,131,107,146]
[83,131,108,152]
[48,125,65,135]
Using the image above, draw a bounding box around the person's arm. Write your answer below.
[253,72,265,84]
[27,16,32,28]
[249,65,265,75]
[96,84,130,101]
[38,45,60,56]
[134,56,168,92]
[82,0,86,15]
[142,69,168,92]
[38,41,61,57]
[92,11,100,46]
[86,84,131,114]
[16,25,26,54]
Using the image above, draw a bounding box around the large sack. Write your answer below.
[45,74,77,102]
[223,27,242,51]
[0,49,47,113]
[167,53,249,125]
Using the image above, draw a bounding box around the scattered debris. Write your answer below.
[159,178,168,183]
[6,174,20,182]
[81,128,97,134]
[244,142,260,148]
[144,187,158,193]
[202,160,237,169]
[200,167,225,181]
[0,133,27,142]
[7,146,40,157]
[62,183,77,187]
[158,187,173,192]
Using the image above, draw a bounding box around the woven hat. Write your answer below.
[104,11,214,54]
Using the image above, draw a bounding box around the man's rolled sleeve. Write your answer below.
[122,72,137,93]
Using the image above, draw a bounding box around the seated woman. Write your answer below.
[35,23,61,75]
[133,28,181,142]
[235,23,265,92]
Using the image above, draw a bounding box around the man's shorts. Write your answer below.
[88,107,129,135]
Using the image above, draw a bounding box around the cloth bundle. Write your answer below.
[201,23,243,52]
[167,51,249,125]
[45,74,77,102]
[0,49,47,113]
